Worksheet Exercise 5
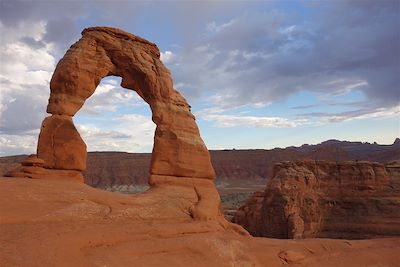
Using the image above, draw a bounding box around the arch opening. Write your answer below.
[74,75,155,190]
[74,76,155,154]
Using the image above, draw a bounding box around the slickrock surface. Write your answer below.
[1,177,400,267]
[233,160,400,239]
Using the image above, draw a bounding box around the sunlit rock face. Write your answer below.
[7,27,224,221]
[38,26,215,180]
[233,160,400,239]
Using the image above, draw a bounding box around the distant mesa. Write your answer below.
[2,138,399,187]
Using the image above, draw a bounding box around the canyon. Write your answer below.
[1,138,399,187]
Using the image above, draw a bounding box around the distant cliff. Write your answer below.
[1,139,399,186]
[233,160,400,239]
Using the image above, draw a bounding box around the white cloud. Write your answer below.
[0,21,57,156]
[0,21,55,141]
[0,20,47,44]
[197,108,308,128]
[325,79,368,96]
[197,103,400,129]
[206,19,235,33]
[0,134,38,156]
[76,113,156,152]
[320,105,400,124]
[202,113,307,128]
[76,77,147,115]
[160,51,175,64]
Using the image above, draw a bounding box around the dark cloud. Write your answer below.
[43,17,78,50]
[0,0,83,56]
[19,37,46,49]
[167,1,399,110]
[2,0,398,109]
[0,88,47,135]
[0,0,35,26]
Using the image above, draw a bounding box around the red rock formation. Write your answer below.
[39,26,214,180]
[233,160,400,239]
[7,27,227,222]
[5,155,46,178]
[38,115,87,171]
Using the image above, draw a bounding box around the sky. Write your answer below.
[0,0,399,156]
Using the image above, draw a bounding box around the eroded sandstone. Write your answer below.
[43,26,215,179]
[233,160,400,239]
[7,26,221,221]
[38,115,87,171]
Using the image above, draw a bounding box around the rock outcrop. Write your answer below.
[233,160,400,239]
[5,155,46,178]
[41,26,214,180]
[6,26,226,222]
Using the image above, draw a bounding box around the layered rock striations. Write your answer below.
[2,139,398,186]
[233,160,400,239]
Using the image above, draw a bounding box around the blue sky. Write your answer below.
[0,0,399,156]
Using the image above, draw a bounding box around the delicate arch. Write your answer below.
[37,27,215,181]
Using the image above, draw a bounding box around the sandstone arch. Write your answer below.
[37,27,215,183]
[4,27,250,226]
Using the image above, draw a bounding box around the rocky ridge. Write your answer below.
[1,139,398,187]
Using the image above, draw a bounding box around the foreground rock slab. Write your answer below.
[1,177,400,267]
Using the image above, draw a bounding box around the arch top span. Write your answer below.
[37,27,216,181]
[82,27,161,57]
[47,26,186,116]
